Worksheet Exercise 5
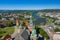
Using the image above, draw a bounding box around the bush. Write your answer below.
[54,28,60,32]
[55,22,60,26]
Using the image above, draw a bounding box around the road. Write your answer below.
[11,26,18,38]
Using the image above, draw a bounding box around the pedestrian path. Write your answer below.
[11,26,18,38]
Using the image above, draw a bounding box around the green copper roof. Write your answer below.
[30,29,37,39]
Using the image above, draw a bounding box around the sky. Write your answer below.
[0,0,60,10]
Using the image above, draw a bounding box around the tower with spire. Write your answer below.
[29,15,37,40]
[30,16,33,27]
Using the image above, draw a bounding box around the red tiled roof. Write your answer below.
[2,35,11,40]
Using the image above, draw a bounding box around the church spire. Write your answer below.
[30,16,33,27]
[29,15,37,40]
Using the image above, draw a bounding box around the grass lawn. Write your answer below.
[35,26,50,39]
[44,16,55,26]
[0,27,15,38]
[39,28,50,39]
[0,38,2,40]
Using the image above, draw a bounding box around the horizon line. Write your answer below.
[0,8,60,10]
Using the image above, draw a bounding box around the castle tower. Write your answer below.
[19,21,23,29]
[16,20,19,26]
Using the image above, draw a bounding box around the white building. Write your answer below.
[9,18,14,20]
[55,20,60,23]
[45,13,54,17]
[53,33,60,40]
[2,18,6,21]
[57,16,60,19]
[24,15,30,18]
[38,12,44,16]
